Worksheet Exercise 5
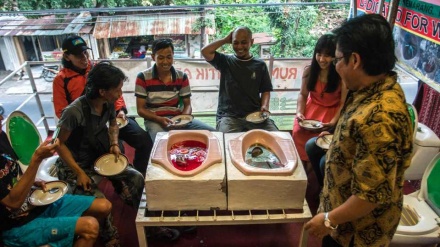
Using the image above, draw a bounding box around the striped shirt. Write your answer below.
[135,65,191,116]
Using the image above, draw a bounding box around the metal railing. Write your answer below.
[0,59,302,136]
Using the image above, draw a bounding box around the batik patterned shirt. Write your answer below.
[319,72,413,246]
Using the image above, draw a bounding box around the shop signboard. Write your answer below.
[41,51,63,61]
[155,35,187,54]
[357,0,440,92]
[172,59,310,90]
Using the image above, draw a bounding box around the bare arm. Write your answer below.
[328,81,348,126]
[201,31,232,62]
[108,118,121,160]
[181,97,192,115]
[305,195,377,238]
[56,127,92,191]
[136,97,173,128]
[260,92,271,112]
[1,140,58,209]
[296,67,311,121]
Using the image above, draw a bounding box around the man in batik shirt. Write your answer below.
[305,14,413,247]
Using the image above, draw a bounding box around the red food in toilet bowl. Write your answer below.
[169,140,207,171]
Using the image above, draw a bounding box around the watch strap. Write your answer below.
[324,212,338,230]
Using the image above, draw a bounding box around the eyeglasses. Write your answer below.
[332,56,344,66]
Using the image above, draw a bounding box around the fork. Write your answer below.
[322,136,331,144]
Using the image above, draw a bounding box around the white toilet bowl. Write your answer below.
[36,155,59,182]
[228,129,298,176]
[392,153,440,245]
[151,130,223,177]
[404,104,440,180]
[405,123,440,180]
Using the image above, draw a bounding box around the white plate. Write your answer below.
[298,119,323,131]
[245,111,270,123]
[94,154,128,176]
[168,114,194,128]
[28,180,68,206]
[315,134,333,150]
[115,117,128,128]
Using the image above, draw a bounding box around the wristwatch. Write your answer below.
[324,212,338,230]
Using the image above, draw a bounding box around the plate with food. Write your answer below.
[94,153,128,176]
[28,180,68,206]
[168,115,194,128]
[315,134,333,150]
[115,117,128,128]
[298,119,323,131]
[245,111,270,123]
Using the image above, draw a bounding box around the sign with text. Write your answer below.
[357,0,440,91]
[173,59,310,90]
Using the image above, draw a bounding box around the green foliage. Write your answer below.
[3,0,349,58]
[13,0,142,10]
[265,5,319,57]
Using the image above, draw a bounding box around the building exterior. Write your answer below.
[0,11,215,71]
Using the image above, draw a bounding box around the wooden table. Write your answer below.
[135,191,312,247]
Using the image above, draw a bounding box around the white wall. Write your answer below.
[0,37,20,71]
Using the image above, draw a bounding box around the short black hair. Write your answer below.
[333,14,396,76]
[152,38,174,54]
[85,61,127,99]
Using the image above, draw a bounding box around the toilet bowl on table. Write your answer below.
[146,130,226,211]
[6,110,59,181]
[392,153,440,245]
[226,130,307,210]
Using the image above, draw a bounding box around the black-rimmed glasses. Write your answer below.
[332,56,344,66]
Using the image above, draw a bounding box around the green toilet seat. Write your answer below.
[426,156,440,216]
[6,111,41,172]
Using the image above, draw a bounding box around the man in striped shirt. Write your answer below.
[135,39,215,141]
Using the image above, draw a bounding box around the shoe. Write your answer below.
[147,227,180,242]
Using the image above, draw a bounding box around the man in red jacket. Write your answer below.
[53,36,152,175]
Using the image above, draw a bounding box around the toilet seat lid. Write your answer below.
[6,111,41,171]
[414,123,440,147]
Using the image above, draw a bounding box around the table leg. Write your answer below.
[299,223,309,247]
[136,225,147,247]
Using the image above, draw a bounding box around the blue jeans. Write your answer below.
[119,117,153,175]
[216,116,279,133]
[305,137,326,186]
[144,118,216,141]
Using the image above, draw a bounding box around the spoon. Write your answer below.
[251,146,264,157]
[261,112,268,119]
[322,136,331,144]
[174,118,182,125]
[312,122,322,128]
[46,187,60,194]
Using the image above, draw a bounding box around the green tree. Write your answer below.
[10,0,143,10]
[265,4,319,57]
